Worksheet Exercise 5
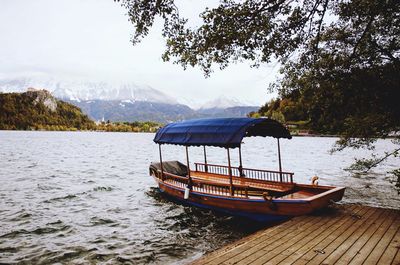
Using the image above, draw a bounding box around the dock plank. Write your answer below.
[274,205,365,264]
[378,216,400,265]
[214,216,321,265]
[225,213,335,265]
[197,216,312,265]
[336,208,396,265]
[328,209,392,265]
[190,204,400,265]
[362,210,400,265]
[243,215,333,265]
[249,207,359,265]
[305,207,384,265]
[392,247,400,265]
[292,206,378,265]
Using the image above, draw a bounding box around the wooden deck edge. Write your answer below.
[189,203,400,265]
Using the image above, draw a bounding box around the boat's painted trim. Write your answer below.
[151,173,345,222]
[159,187,290,222]
[161,179,308,204]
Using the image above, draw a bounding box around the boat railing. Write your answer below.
[194,163,294,183]
[157,170,249,198]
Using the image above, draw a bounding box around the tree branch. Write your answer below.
[350,14,375,61]
[358,147,400,172]
[313,0,329,55]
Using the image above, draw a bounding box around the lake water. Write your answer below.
[0,131,398,264]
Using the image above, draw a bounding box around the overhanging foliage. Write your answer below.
[117,0,400,188]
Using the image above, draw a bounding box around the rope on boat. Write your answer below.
[262,192,277,211]
[311,175,319,186]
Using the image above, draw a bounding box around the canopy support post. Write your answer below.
[158,144,164,181]
[277,138,283,182]
[185,146,192,188]
[227,148,234,196]
[239,145,244,177]
[203,146,208,173]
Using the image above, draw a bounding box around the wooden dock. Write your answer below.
[191,204,400,265]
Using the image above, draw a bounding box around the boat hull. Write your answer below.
[154,177,345,222]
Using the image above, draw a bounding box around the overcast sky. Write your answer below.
[0,0,280,106]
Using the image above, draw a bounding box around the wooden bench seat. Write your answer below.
[191,171,294,194]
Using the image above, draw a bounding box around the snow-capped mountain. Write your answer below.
[0,76,259,122]
[196,95,259,119]
[199,95,254,110]
[0,77,178,104]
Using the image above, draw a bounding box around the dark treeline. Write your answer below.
[250,62,399,137]
[0,91,96,131]
[96,121,161,132]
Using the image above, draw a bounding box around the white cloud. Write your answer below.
[0,0,279,106]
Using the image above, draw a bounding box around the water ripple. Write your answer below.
[42,194,79,203]
[0,131,398,264]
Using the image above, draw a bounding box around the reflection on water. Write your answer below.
[0,131,398,264]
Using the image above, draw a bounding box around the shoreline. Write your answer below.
[2,129,399,139]
[0,129,156,133]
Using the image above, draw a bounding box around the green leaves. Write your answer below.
[118,0,344,74]
[118,0,399,185]
[0,91,96,131]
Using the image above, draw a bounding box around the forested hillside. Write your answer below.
[0,90,96,130]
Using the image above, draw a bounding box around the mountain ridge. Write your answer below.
[0,77,178,104]
[0,78,259,122]
[0,77,256,108]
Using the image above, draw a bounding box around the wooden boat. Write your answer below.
[149,118,345,222]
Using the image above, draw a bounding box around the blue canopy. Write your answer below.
[153,118,292,148]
